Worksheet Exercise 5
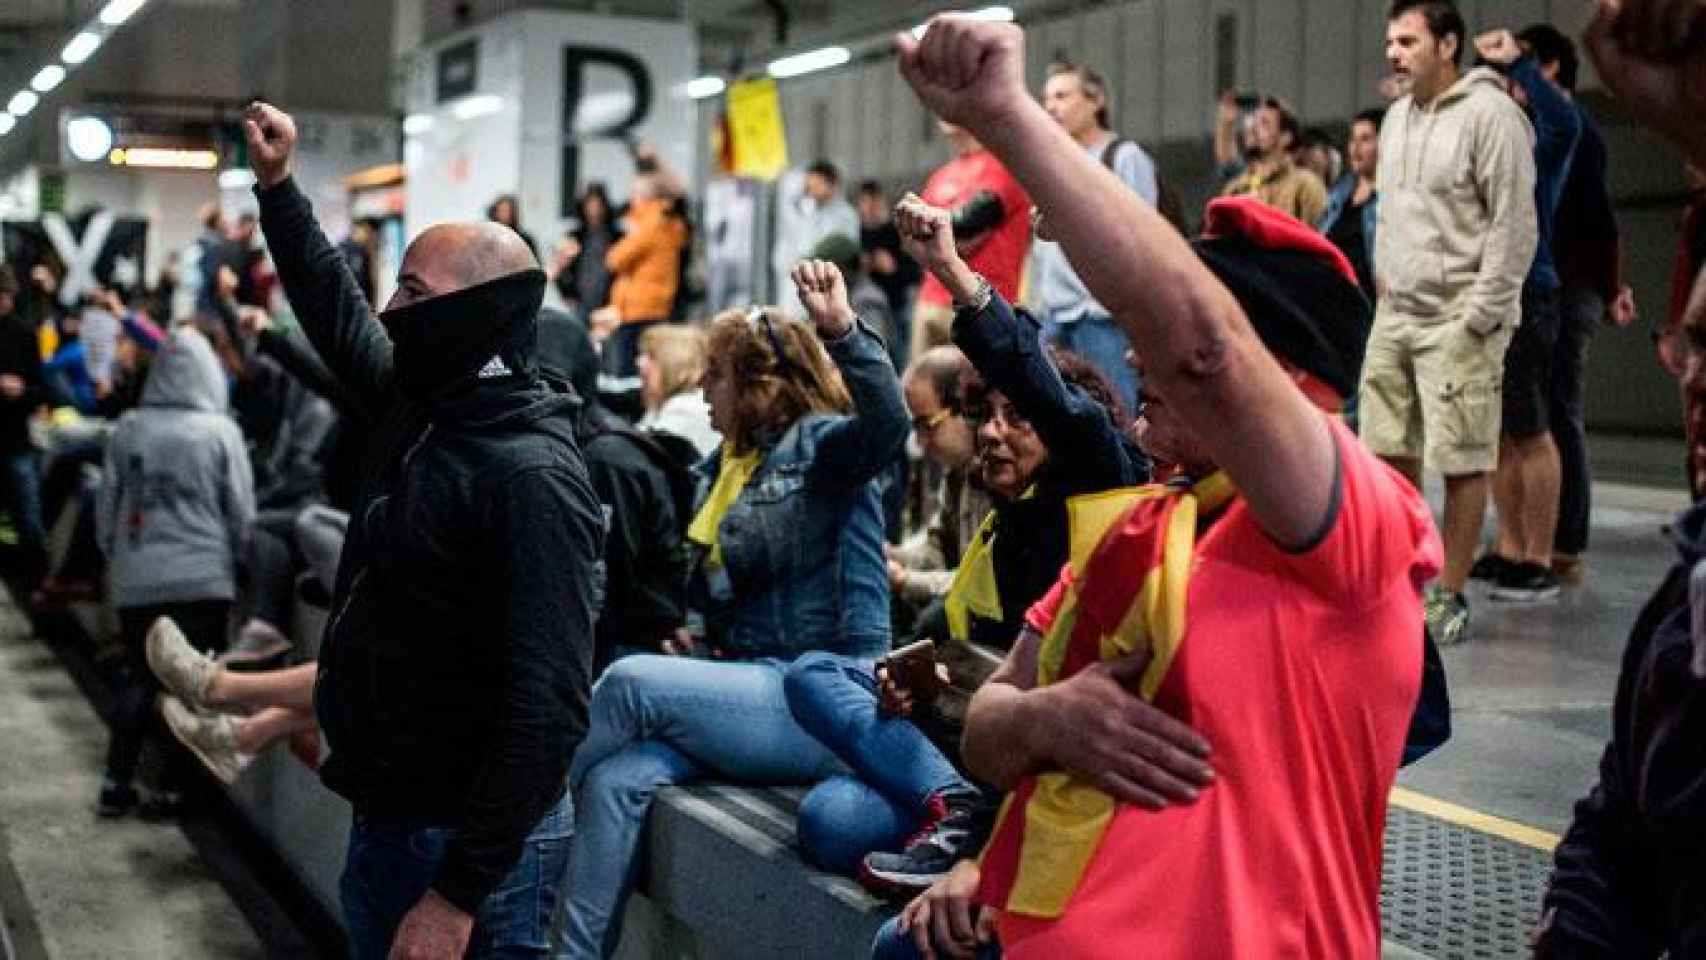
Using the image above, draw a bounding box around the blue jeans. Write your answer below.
[341,792,573,959]
[784,652,973,874]
[1043,311,1139,418]
[551,654,847,959]
[1,449,45,568]
[872,913,1002,960]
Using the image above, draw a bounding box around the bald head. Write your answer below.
[386,221,540,312]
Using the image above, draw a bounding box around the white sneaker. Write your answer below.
[145,617,217,709]
[159,696,252,785]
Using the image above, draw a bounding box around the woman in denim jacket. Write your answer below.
[551,259,909,959]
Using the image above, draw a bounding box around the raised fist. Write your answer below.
[1474,29,1523,67]
[894,194,960,279]
[895,18,1029,138]
[791,259,853,340]
[242,101,297,190]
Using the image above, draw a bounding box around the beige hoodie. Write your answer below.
[1374,66,1538,334]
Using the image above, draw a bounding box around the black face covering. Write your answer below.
[378,269,545,401]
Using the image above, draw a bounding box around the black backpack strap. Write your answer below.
[1103,136,1192,236]
[1098,137,1136,171]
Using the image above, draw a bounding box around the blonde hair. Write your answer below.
[640,324,707,404]
[704,307,852,452]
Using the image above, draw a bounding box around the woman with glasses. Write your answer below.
[887,346,989,618]
[551,260,909,958]
[781,193,1152,902]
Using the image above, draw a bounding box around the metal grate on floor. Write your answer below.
[1381,806,1555,959]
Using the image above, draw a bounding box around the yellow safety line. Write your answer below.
[1389,787,1562,853]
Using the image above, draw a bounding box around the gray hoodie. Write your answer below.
[97,326,254,608]
[1375,66,1539,335]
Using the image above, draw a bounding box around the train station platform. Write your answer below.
[0,464,1687,959]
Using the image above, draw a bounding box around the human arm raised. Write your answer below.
[791,259,910,486]
[896,19,1334,547]
[897,195,1147,490]
[244,102,393,418]
[1584,0,1706,168]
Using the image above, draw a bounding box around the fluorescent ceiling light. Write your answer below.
[31,65,66,93]
[62,32,102,65]
[450,94,503,120]
[682,76,726,100]
[0,114,15,136]
[7,91,38,117]
[402,113,434,135]
[767,46,850,79]
[912,6,1016,39]
[218,168,257,189]
[99,0,149,26]
[66,116,114,161]
[109,146,219,170]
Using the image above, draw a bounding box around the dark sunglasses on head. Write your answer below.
[748,306,802,380]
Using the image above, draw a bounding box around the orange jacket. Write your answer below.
[607,199,687,323]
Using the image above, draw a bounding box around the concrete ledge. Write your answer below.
[618,784,891,959]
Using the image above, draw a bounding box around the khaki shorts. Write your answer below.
[1357,307,1515,476]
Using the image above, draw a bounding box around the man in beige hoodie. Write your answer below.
[1359,0,1538,646]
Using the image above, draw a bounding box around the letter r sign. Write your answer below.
[562,46,653,217]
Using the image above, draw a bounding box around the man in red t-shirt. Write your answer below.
[888,19,1440,960]
[910,121,1032,355]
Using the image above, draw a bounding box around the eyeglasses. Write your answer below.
[911,407,952,437]
[963,397,1030,432]
[748,306,802,380]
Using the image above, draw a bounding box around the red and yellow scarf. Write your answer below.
[977,472,1237,918]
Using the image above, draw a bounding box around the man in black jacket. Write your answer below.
[242,102,605,960]
[0,265,46,586]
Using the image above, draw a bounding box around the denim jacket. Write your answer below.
[1317,175,1379,267]
[693,318,908,660]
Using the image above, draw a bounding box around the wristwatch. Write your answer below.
[952,275,994,314]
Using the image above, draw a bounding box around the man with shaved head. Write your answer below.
[242,102,605,959]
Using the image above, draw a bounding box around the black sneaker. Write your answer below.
[1490,562,1562,603]
[1468,553,1516,582]
[138,790,189,821]
[96,779,139,818]
[860,789,980,897]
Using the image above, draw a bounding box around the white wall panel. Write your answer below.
[1357,0,1392,121]
[1027,16,1081,92]
[1302,0,1360,122]
[1254,0,1306,106]
[1161,0,1209,140]
[828,65,860,182]
[856,63,889,183]
[1482,0,1548,35]
[1118,0,1164,144]
[1078,7,1123,115]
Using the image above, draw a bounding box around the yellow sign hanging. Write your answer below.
[726,77,789,181]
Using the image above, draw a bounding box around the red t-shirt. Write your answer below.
[999,419,1442,959]
[917,151,1032,306]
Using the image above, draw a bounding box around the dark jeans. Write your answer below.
[245,520,296,630]
[1552,284,1599,555]
[871,913,1001,960]
[105,600,230,788]
[0,449,45,580]
[1502,286,1562,440]
[783,652,974,874]
[341,792,573,959]
[600,320,661,381]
